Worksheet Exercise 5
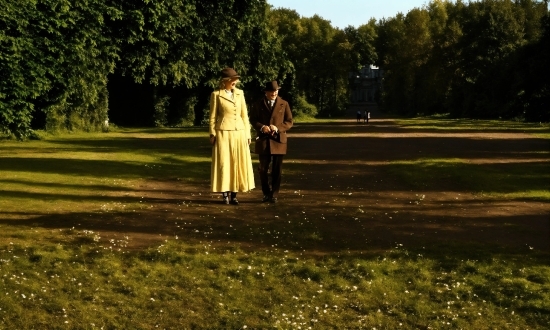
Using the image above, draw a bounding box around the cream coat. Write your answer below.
[209,88,251,139]
[209,88,254,193]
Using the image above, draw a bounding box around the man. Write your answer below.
[250,81,293,203]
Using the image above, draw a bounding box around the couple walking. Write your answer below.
[209,68,293,205]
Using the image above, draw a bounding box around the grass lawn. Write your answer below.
[1,119,549,329]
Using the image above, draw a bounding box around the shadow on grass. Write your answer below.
[0,203,547,257]
[0,157,210,180]
[47,136,210,154]
[1,121,548,256]
[0,178,135,192]
[1,135,212,163]
[288,135,549,162]
[2,125,547,182]
[292,120,550,134]
[282,160,550,194]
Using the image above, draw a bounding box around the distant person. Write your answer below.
[209,68,255,205]
[364,110,370,123]
[250,81,293,203]
[356,110,361,123]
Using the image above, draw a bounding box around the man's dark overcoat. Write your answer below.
[250,96,293,155]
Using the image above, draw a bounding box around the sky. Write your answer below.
[267,0,435,29]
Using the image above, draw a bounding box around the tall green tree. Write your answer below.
[42,1,120,132]
[415,0,458,115]
[108,0,291,126]
[0,0,120,138]
[268,8,376,117]
[448,0,526,118]
[374,0,548,121]
[514,10,550,121]
[375,13,409,114]
[0,1,47,138]
[1,0,292,136]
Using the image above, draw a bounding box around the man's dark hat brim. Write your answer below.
[264,81,281,91]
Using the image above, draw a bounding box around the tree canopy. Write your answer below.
[1,0,548,138]
[376,0,549,120]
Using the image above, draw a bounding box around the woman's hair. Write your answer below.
[218,77,239,90]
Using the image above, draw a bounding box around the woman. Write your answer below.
[209,67,255,204]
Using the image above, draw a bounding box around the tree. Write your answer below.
[0,0,119,138]
[514,9,550,121]
[108,0,291,127]
[0,1,47,138]
[377,5,458,116]
[0,0,293,136]
[448,0,528,118]
[374,0,549,121]
[268,8,377,117]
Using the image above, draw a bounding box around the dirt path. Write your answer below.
[15,112,550,254]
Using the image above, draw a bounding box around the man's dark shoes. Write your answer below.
[230,198,239,205]
[262,195,270,203]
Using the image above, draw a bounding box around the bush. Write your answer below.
[292,95,318,118]
[153,95,170,127]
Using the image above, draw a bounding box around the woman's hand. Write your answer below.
[209,135,216,145]
[247,139,251,145]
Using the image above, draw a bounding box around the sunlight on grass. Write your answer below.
[0,173,145,216]
[482,190,550,200]
[394,117,550,135]
[0,231,548,329]
[387,158,550,200]
[292,116,337,124]
[1,123,549,329]
[0,129,211,216]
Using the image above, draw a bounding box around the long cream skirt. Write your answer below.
[211,130,255,192]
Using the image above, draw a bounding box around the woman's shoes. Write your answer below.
[222,196,239,205]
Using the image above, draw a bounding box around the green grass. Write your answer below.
[383,117,550,201]
[0,127,211,216]
[394,117,550,137]
[387,158,550,201]
[1,232,548,329]
[1,121,549,329]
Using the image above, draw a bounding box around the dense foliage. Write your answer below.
[0,0,119,139]
[375,0,549,120]
[0,0,290,137]
[1,0,548,138]
[267,9,377,117]
[108,0,292,127]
